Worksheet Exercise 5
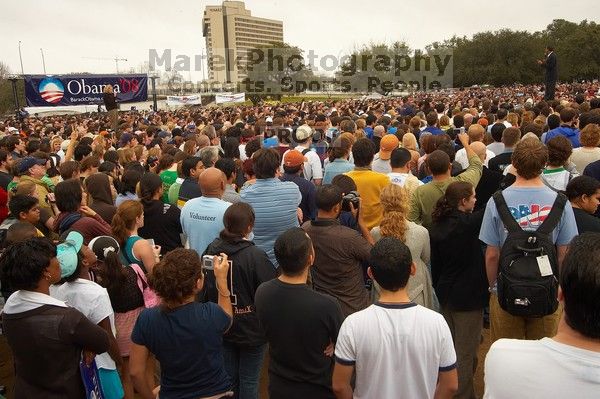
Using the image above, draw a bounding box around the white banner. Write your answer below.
[166,95,202,105]
[215,92,246,104]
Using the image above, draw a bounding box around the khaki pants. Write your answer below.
[489,294,561,342]
[442,306,482,399]
[108,108,119,134]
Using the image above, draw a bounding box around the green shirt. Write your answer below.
[159,170,178,203]
[408,155,482,228]
[168,178,183,206]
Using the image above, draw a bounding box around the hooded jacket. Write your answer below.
[85,173,116,225]
[203,237,276,347]
[544,125,581,148]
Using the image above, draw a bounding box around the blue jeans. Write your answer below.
[222,342,267,399]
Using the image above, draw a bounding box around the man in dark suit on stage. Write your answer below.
[538,46,558,101]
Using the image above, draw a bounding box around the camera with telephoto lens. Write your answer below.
[341,191,360,212]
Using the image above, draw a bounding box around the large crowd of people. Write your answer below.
[0,81,600,399]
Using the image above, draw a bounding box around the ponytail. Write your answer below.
[432,181,474,223]
[100,251,127,294]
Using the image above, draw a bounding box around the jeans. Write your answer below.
[222,342,267,399]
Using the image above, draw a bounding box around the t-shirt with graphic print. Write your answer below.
[479,186,578,293]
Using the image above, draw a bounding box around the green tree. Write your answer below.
[242,42,317,104]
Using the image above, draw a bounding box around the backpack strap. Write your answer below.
[492,191,522,233]
[301,148,311,156]
[537,193,567,235]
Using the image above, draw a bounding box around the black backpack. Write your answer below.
[492,191,566,317]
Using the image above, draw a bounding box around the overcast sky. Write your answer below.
[1,0,597,80]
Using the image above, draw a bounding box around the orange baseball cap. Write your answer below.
[283,150,307,167]
[379,134,400,160]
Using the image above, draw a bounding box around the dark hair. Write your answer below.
[181,156,202,178]
[149,248,203,304]
[220,202,255,242]
[352,138,376,167]
[426,150,451,175]
[497,108,508,120]
[546,135,572,166]
[565,175,600,201]
[0,238,56,290]
[73,144,92,161]
[253,148,280,179]
[559,233,600,338]
[5,136,21,152]
[370,237,412,291]
[389,148,411,169]
[98,161,116,175]
[315,184,342,212]
[331,174,357,194]
[103,150,119,164]
[559,107,577,123]
[59,160,80,180]
[453,114,464,129]
[0,149,9,165]
[223,136,241,159]
[426,111,438,126]
[120,169,142,195]
[25,140,40,154]
[274,228,312,277]
[99,250,128,296]
[5,221,37,246]
[156,154,174,175]
[328,136,352,163]
[244,137,261,159]
[55,178,83,212]
[432,181,474,222]
[215,158,236,180]
[80,155,100,172]
[547,114,561,130]
[490,123,505,143]
[8,194,39,219]
[138,172,162,203]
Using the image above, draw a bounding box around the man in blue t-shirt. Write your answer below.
[181,168,231,256]
[479,138,578,343]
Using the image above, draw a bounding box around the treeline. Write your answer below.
[434,19,600,86]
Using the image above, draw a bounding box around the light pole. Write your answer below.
[18,41,24,75]
[40,48,47,74]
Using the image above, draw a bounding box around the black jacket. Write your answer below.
[475,166,503,211]
[429,209,489,311]
[138,200,183,254]
[542,52,558,83]
[203,237,276,347]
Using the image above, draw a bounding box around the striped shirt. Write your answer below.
[241,178,301,267]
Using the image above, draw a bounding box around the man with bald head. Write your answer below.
[471,141,504,211]
[455,124,496,170]
[180,167,231,255]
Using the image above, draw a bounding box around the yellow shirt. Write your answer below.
[345,169,391,230]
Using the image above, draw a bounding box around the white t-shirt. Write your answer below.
[484,337,600,399]
[455,147,495,169]
[282,146,323,181]
[50,279,117,370]
[335,303,457,399]
[388,172,424,188]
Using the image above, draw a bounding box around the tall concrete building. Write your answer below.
[202,1,283,84]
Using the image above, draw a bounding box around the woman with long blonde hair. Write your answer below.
[370,183,434,308]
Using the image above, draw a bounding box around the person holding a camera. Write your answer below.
[302,184,373,318]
